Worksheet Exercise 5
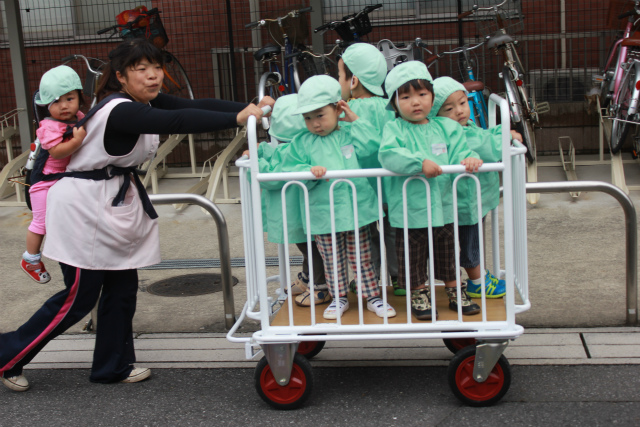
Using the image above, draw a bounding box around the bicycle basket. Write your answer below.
[335,11,373,42]
[117,7,169,49]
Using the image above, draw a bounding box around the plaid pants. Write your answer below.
[315,226,378,298]
[396,223,457,289]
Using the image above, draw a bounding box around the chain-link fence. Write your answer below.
[0,1,617,164]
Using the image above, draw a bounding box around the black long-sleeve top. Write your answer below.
[104,93,248,156]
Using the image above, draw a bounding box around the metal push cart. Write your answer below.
[227,95,531,409]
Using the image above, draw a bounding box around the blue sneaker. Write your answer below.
[466,270,506,298]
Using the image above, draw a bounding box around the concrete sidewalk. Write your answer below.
[1,153,640,366]
[24,327,640,371]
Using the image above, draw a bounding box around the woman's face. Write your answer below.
[116,59,164,103]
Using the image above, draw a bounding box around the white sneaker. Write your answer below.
[323,298,349,320]
[367,297,397,318]
[121,367,151,383]
[1,374,29,392]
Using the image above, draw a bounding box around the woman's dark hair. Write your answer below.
[36,88,86,119]
[389,79,434,113]
[96,38,164,101]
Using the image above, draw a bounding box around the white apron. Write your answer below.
[43,98,161,270]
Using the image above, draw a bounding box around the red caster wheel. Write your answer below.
[448,345,511,406]
[443,337,477,354]
[296,340,326,359]
[254,353,313,409]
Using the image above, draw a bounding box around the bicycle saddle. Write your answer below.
[463,80,485,92]
[486,33,514,50]
[622,33,640,47]
[254,44,281,62]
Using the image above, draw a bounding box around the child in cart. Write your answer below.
[378,61,483,320]
[22,65,87,284]
[337,43,401,295]
[429,76,522,299]
[243,94,330,306]
[282,75,396,320]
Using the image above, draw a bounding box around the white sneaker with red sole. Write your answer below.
[21,259,51,284]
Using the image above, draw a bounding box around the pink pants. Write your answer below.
[28,180,57,235]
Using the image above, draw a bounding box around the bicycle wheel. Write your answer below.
[161,52,194,99]
[515,119,536,163]
[610,63,637,154]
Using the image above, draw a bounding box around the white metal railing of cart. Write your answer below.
[227,94,530,409]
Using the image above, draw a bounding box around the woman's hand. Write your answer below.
[236,104,266,126]
[422,159,442,178]
[462,156,483,173]
[257,96,275,114]
[337,100,359,123]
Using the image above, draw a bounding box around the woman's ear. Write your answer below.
[116,70,126,87]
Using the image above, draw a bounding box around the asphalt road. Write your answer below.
[1,365,639,426]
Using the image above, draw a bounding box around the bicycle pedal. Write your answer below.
[536,101,551,115]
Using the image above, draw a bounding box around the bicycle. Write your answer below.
[98,7,194,100]
[597,1,640,154]
[246,7,313,101]
[426,40,490,129]
[460,0,549,163]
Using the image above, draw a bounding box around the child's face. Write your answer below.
[438,90,471,126]
[303,105,340,136]
[337,59,351,101]
[48,90,80,121]
[395,85,433,124]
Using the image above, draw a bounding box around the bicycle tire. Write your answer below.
[503,67,535,162]
[611,63,637,153]
[161,52,194,99]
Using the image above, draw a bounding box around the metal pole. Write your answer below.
[6,0,34,150]
[149,194,236,329]
[525,181,638,325]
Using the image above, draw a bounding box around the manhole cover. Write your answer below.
[146,273,238,297]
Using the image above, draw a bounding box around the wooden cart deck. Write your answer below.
[271,286,507,326]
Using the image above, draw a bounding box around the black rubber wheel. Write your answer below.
[448,345,511,407]
[296,340,326,359]
[254,353,313,410]
[610,64,636,154]
[443,337,477,355]
[515,119,536,163]
[161,52,194,99]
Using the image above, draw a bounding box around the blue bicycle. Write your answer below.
[246,7,312,100]
[429,40,490,129]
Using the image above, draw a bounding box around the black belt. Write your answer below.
[44,166,158,219]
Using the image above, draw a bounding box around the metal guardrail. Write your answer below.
[525,181,638,325]
[148,194,236,329]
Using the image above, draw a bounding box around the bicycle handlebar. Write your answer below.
[97,7,161,35]
[458,0,512,18]
[314,4,382,33]
[619,8,638,20]
[61,54,103,75]
[246,7,313,29]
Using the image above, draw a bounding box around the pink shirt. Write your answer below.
[35,111,85,175]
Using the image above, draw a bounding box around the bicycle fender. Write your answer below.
[629,61,640,115]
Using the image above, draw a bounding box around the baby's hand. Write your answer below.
[337,100,359,123]
[462,157,483,173]
[510,130,523,143]
[73,126,87,141]
[310,165,327,178]
[422,159,442,178]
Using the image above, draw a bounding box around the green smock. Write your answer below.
[282,119,381,235]
[378,116,478,228]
